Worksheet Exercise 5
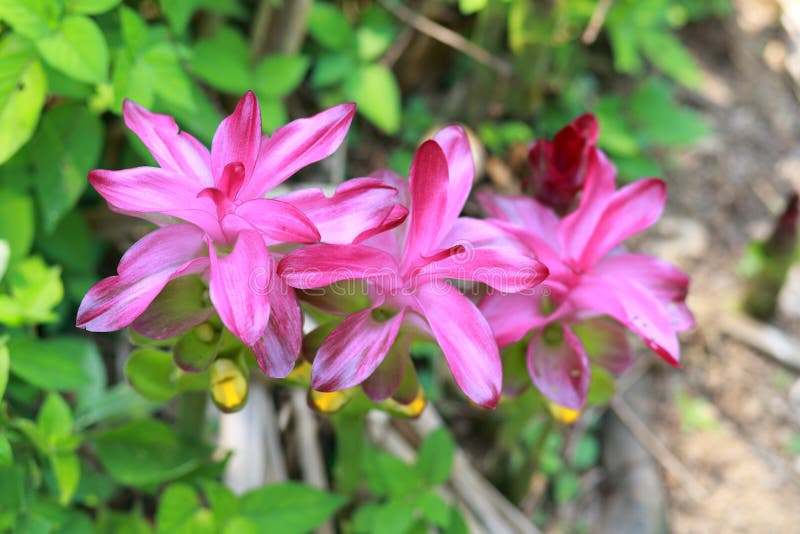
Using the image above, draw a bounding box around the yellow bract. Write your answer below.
[547,401,580,424]
[210,359,248,412]
[309,388,355,413]
[380,386,426,418]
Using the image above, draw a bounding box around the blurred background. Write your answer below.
[1,0,800,532]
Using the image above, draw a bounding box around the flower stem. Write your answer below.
[511,415,556,503]
[178,391,208,443]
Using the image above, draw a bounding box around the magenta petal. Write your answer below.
[311,306,407,391]
[433,126,474,237]
[77,225,207,331]
[243,103,356,198]
[235,198,320,244]
[122,99,213,186]
[527,325,590,410]
[417,282,501,408]
[252,278,302,378]
[131,276,213,340]
[362,332,411,402]
[594,253,694,332]
[571,275,681,367]
[479,291,552,347]
[420,246,548,292]
[211,91,262,183]
[405,140,450,261]
[90,167,203,214]
[279,178,408,245]
[207,230,272,346]
[476,192,560,244]
[576,178,667,269]
[278,244,399,289]
[572,317,633,375]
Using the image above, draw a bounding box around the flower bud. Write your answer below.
[209,358,248,413]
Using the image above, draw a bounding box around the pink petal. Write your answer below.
[131,276,213,340]
[420,245,548,292]
[479,292,553,347]
[311,306,407,391]
[577,178,667,269]
[527,325,591,410]
[594,253,694,332]
[122,99,213,186]
[77,225,207,331]
[278,244,399,289]
[557,150,617,261]
[476,192,560,246]
[362,331,411,402]
[211,91,262,187]
[207,230,272,346]
[416,282,501,408]
[570,275,681,367]
[433,126,474,239]
[278,178,408,244]
[404,140,450,262]
[242,103,356,198]
[235,198,320,244]
[252,278,303,378]
[572,317,633,375]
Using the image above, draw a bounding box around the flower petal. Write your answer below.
[433,126,474,238]
[235,198,320,244]
[570,275,681,367]
[594,253,694,332]
[252,277,303,378]
[479,291,552,347]
[477,192,560,244]
[122,99,213,186]
[207,229,272,346]
[278,244,399,289]
[211,91,262,186]
[362,331,411,402]
[404,140,450,261]
[242,103,356,198]
[571,317,633,375]
[417,282,501,408]
[527,325,590,410]
[278,177,408,244]
[311,306,407,392]
[76,224,207,331]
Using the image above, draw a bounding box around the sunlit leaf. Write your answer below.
[36,15,109,83]
[345,64,400,134]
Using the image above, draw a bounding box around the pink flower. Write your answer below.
[278,127,549,408]
[479,158,694,409]
[77,91,404,377]
[526,113,601,214]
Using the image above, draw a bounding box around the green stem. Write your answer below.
[331,410,367,495]
[178,391,208,442]
[511,416,556,503]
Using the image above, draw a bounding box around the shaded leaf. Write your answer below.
[124,348,178,402]
[238,483,346,534]
[417,428,455,487]
[7,336,98,391]
[307,2,352,50]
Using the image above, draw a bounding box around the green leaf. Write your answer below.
[444,508,469,534]
[37,210,97,275]
[73,383,159,429]
[51,452,81,505]
[608,25,642,74]
[415,491,450,527]
[586,366,615,406]
[160,0,201,36]
[594,96,639,157]
[0,434,11,467]
[190,26,251,94]
[417,429,455,486]
[38,392,73,439]
[156,484,200,533]
[459,0,488,14]
[112,53,154,113]
[258,97,287,134]
[355,7,396,62]
[66,0,121,15]
[0,36,47,165]
[0,256,63,325]
[640,31,701,88]
[30,103,102,231]
[364,500,416,534]
[201,480,238,525]
[307,2,353,50]
[0,0,60,39]
[7,336,98,391]
[95,509,153,534]
[143,42,196,112]
[345,64,400,134]
[0,240,8,280]
[570,434,599,470]
[93,419,209,487]
[254,54,309,98]
[36,15,109,84]
[0,342,8,400]
[367,450,420,498]
[630,79,709,147]
[311,52,355,89]
[119,5,149,57]
[125,348,179,402]
[238,482,346,533]
[554,471,580,504]
[222,517,256,534]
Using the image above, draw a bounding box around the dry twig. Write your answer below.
[719,312,800,372]
[379,0,513,77]
[582,0,614,44]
